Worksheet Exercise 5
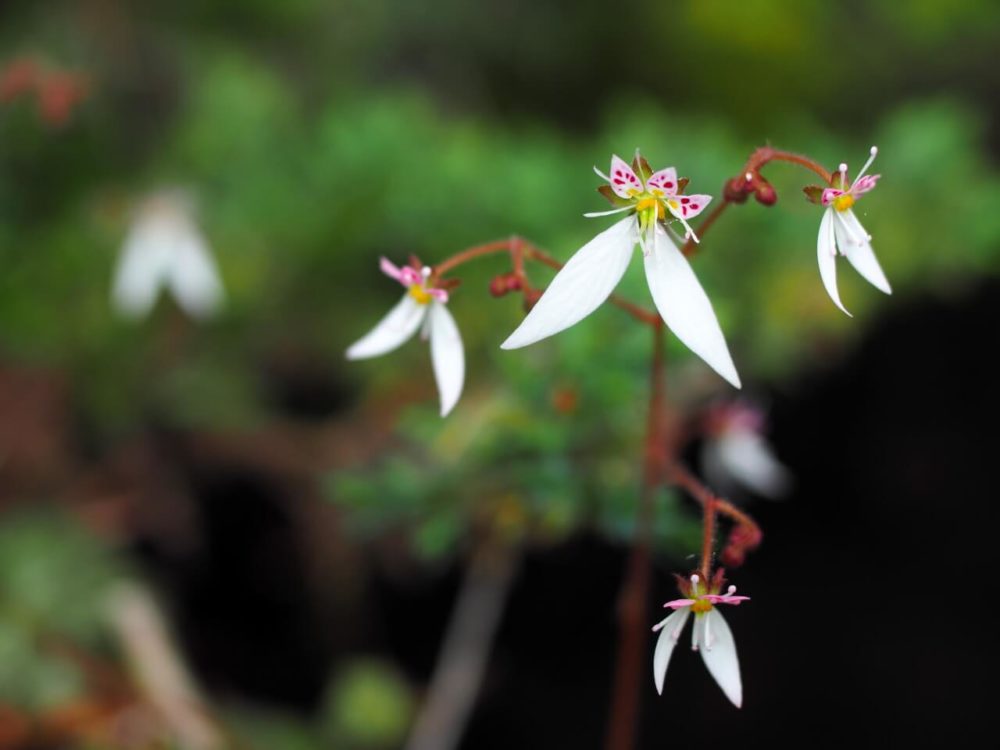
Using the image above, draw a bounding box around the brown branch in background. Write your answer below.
[604,323,670,750]
[403,539,520,750]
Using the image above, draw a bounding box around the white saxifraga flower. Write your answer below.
[501,152,740,388]
[346,258,465,417]
[112,190,224,320]
[816,147,892,315]
[653,574,749,708]
[702,401,791,499]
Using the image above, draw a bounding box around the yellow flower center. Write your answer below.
[690,598,713,614]
[408,285,433,305]
[832,193,855,212]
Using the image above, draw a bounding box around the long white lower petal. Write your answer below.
[817,209,850,316]
[111,225,174,318]
[167,231,224,319]
[500,216,636,350]
[653,608,690,695]
[713,432,792,499]
[346,294,425,360]
[838,210,892,295]
[699,609,742,708]
[429,302,465,417]
[643,228,741,388]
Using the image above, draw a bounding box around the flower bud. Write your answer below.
[723,176,751,204]
[754,181,777,206]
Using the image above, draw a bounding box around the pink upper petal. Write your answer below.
[380,257,405,283]
[663,598,696,610]
[428,288,449,303]
[608,154,643,199]
[399,267,423,286]
[851,174,880,196]
[705,594,750,606]
[666,193,713,221]
[646,167,678,196]
[821,188,844,206]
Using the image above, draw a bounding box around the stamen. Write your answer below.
[421,266,432,278]
[853,146,879,187]
[727,585,737,595]
[745,172,753,183]
[690,574,700,585]
[593,166,612,183]
[704,614,713,651]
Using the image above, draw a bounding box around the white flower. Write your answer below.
[702,401,791,499]
[501,153,740,388]
[653,574,749,707]
[817,147,892,315]
[346,258,465,417]
[112,190,224,320]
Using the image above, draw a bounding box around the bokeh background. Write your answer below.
[2,1,1000,748]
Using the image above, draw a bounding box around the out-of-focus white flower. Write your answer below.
[112,190,224,320]
[702,401,792,499]
[653,573,749,708]
[346,258,465,417]
[815,147,891,315]
[501,152,740,388]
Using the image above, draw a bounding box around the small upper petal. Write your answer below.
[346,294,425,360]
[643,227,740,388]
[500,216,636,350]
[428,301,465,417]
[817,208,851,316]
[608,155,643,198]
[665,194,712,222]
[837,210,891,295]
[699,608,743,708]
[653,607,690,695]
[646,167,678,196]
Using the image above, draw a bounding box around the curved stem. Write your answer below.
[431,237,661,327]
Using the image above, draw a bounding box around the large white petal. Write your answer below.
[111,222,174,318]
[653,607,690,695]
[838,210,892,295]
[346,294,425,360]
[711,431,792,499]
[429,302,465,417]
[166,230,224,319]
[699,609,742,708]
[643,228,741,388]
[500,216,636,350]
[817,208,850,316]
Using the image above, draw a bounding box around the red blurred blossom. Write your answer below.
[0,57,40,102]
[36,70,89,127]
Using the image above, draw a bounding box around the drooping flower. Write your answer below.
[653,572,749,707]
[346,258,465,417]
[813,147,892,315]
[112,190,224,320]
[501,152,740,388]
[702,400,791,499]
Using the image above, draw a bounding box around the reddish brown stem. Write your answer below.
[604,323,668,750]
[667,463,761,571]
[699,493,716,581]
[682,145,834,256]
[431,237,661,327]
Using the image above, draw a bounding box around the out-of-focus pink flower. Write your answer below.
[702,401,791,499]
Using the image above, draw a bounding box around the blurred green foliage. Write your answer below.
[0,511,124,710]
